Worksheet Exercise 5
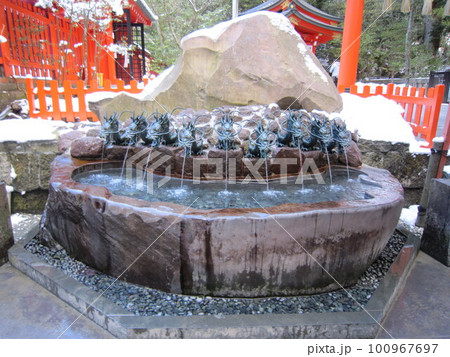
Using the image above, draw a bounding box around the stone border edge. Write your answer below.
[7,223,421,339]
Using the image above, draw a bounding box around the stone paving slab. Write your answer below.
[10,213,41,243]
[6,222,422,339]
[0,263,114,339]
[377,251,450,339]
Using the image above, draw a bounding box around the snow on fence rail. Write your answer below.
[26,78,149,122]
[338,83,445,148]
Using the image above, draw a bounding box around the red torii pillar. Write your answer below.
[337,0,365,89]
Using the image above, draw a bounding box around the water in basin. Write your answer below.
[73,168,376,210]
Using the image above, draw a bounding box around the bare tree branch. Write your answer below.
[163,0,181,48]
[187,0,198,12]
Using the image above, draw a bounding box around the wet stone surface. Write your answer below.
[25,231,407,317]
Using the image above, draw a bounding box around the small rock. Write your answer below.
[338,141,363,167]
[268,120,280,133]
[238,128,250,141]
[86,128,101,137]
[10,102,23,113]
[58,130,86,154]
[60,130,85,142]
[70,136,104,159]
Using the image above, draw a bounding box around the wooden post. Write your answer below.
[0,183,14,265]
[0,5,13,77]
[437,105,450,179]
[125,8,133,81]
[337,0,365,89]
[102,22,116,80]
[232,0,239,19]
[416,139,446,227]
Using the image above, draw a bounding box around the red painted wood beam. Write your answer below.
[337,0,364,89]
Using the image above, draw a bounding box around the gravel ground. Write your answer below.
[24,230,407,317]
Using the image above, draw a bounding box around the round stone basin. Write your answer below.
[41,155,404,297]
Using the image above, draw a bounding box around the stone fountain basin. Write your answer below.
[41,155,404,297]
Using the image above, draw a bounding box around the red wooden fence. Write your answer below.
[338,83,445,148]
[26,77,149,122]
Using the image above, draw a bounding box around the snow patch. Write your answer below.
[86,91,121,104]
[268,103,278,110]
[400,205,418,228]
[268,12,300,38]
[183,11,298,44]
[355,82,406,93]
[36,0,126,28]
[339,94,429,154]
[296,43,328,83]
[10,165,16,180]
[108,43,134,56]
[10,213,27,226]
[0,119,70,142]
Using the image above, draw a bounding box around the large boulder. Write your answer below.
[91,12,342,118]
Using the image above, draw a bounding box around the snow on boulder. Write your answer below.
[91,11,342,118]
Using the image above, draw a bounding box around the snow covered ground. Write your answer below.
[0,118,71,142]
[0,118,100,143]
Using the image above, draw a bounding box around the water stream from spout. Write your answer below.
[142,147,153,182]
[298,138,304,191]
[120,144,131,179]
[100,142,105,174]
[225,141,229,192]
[180,147,187,189]
[265,157,270,191]
[325,149,333,185]
[343,147,350,181]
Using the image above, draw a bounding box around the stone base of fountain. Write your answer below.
[8,220,420,338]
[39,155,403,297]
